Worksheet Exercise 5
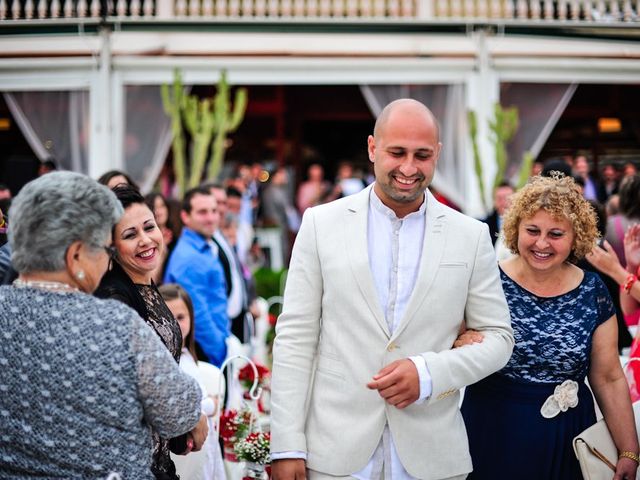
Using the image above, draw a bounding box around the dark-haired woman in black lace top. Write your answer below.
[95,183,203,480]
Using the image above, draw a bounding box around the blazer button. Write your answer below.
[387,343,397,352]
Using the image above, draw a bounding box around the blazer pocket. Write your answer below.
[316,353,345,380]
[439,262,468,268]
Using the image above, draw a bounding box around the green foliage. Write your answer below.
[162,70,248,196]
[253,267,287,306]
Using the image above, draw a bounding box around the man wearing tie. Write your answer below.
[270,99,514,480]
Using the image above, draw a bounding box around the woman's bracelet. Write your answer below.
[619,451,640,463]
[622,274,637,295]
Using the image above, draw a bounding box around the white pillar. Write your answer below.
[89,27,113,179]
[465,29,499,219]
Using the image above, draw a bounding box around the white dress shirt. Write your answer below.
[352,189,431,480]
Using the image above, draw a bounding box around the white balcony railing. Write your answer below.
[0,0,638,22]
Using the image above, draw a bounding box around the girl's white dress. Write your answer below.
[177,348,227,480]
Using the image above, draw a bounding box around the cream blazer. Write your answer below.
[271,186,514,480]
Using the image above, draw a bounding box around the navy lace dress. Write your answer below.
[461,268,615,480]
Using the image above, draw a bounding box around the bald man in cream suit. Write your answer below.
[270,99,514,480]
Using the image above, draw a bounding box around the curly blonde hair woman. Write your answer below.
[461,174,639,480]
[502,174,598,263]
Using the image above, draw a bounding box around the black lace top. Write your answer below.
[137,284,183,478]
[137,284,182,362]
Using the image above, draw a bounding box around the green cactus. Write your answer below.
[206,72,248,181]
[489,104,519,194]
[468,110,487,210]
[161,69,188,197]
[162,69,248,194]
[183,95,217,189]
[516,151,535,189]
[468,103,525,210]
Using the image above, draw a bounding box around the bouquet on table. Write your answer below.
[219,408,253,461]
[235,431,271,480]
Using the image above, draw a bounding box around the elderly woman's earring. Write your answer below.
[75,270,85,280]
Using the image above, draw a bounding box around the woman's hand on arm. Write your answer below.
[588,316,639,480]
[185,414,209,453]
[453,328,484,348]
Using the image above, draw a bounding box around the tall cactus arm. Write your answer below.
[188,98,215,189]
[516,151,535,189]
[161,69,188,197]
[228,88,248,132]
[206,74,248,181]
[490,104,519,193]
[468,110,488,211]
[182,95,200,136]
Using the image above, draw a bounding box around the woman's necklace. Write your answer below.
[13,278,80,293]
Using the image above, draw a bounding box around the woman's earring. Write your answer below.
[75,270,85,280]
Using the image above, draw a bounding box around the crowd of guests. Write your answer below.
[0,139,639,479]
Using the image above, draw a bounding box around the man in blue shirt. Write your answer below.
[164,186,229,366]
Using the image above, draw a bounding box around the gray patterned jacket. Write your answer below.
[0,286,202,479]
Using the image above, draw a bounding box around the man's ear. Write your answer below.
[180,210,189,227]
[367,135,376,163]
[434,142,443,164]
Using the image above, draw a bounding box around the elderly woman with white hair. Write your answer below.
[0,172,207,478]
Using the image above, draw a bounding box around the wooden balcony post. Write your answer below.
[416,0,434,18]
[156,0,174,17]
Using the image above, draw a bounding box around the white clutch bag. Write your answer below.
[572,401,640,480]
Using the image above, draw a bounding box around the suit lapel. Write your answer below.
[391,190,447,341]
[344,186,390,338]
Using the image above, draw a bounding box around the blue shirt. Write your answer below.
[164,228,229,366]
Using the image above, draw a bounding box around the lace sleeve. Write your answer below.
[130,313,201,439]
[594,273,616,326]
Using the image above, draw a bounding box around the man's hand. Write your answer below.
[366,359,419,409]
[271,458,306,480]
